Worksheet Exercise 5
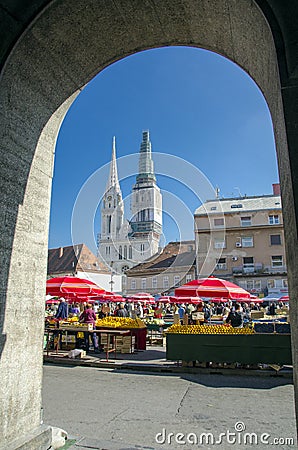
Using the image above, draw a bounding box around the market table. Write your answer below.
[94,329,131,361]
[146,323,172,346]
[95,326,147,351]
[166,333,292,365]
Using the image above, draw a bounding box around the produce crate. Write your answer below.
[166,333,292,365]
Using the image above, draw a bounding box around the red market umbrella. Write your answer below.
[46,299,60,304]
[170,296,203,304]
[46,276,106,298]
[175,276,251,300]
[126,292,155,303]
[278,295,289,302]
[156,296,171,304]
[90,292,124,302]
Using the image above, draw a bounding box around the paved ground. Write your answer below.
[42,364,297,449]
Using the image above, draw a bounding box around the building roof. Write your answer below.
[48,244,110,275]
[194,195,282,216]
[126,241,195,275]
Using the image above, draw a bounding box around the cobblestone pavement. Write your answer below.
[43,364,296,449]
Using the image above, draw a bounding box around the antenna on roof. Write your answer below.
[215,186,220,199]
[234,187,242,198]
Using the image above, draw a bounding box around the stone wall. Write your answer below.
[0,0,297,446]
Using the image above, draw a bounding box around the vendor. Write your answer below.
[79,303,99,353]
[226,303,243,328]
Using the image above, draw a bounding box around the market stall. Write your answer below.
[95,316,147,351]
[166,323,292,366]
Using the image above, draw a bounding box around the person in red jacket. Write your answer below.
[79,303,99,353]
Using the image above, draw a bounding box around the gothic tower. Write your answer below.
[98,131,163,276]
[99,137,124,265]
[130,130,162,259]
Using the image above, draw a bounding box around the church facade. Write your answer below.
[98,131,162,275]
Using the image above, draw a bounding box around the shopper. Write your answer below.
[117,302,129,317]
[79,303,99,353]
[55,298,68,319]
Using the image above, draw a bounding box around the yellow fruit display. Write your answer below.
[95,316,146,329]
[166,324,254,335]
[67,316,79,322]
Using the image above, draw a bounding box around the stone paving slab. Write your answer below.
[43,365,296,450]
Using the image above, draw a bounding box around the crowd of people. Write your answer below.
[46,297,288,330]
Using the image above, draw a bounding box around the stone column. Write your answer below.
[0,31,78,446]
[279,81,298,431]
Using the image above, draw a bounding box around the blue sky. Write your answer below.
[49,46,278,253]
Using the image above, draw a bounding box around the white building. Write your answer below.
[98,131,162,275]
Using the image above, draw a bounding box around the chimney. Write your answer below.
[59,247,64,258]
[272,183,281,195]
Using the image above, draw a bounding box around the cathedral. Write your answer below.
[98,131,162,274]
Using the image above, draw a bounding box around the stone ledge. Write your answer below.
[0,425,52,450]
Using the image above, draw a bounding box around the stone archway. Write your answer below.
[1,1,297,447]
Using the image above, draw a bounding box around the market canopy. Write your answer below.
[90,292,124,303]
[126,292,155,303]
[175,276,251,300]
[46,276,106,298]
[169,296,203,304]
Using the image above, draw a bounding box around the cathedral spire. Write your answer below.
[106,136,121,192]
[137,130,156,183]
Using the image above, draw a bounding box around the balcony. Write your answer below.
[232,263,264,275]
[263,265,287,274]
[233,263,287,275]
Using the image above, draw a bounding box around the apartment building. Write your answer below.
[194,185,288,297]
[125,241,196,295]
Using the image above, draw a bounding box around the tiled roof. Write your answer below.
[126,241,195,274]
[47,244,110,275]
[194,195,282,216]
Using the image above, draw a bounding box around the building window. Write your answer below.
[271,255,283,267]
[141,278,147,290]
[240,216,251,226]
[163,276,169,289]
[270,234,281,245]
[243,257,254,272]
[174,275,180,287]
[124,245,127,259]
[246,280,254,290]
[129,245,132,259]
[140,243,145,255]
[216,258,227,270]
[268,279,285,289]
[283,279,288,288]
[269,214,280,225]
[152,277,157,289]
[119,245,122,260]
[214,238,226,249]
[186,274,192,283]
[246,280,262,291]
[241,236,253,247]
[214,218,224,227]
[107,215,112,233]
[131,280,136,289]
